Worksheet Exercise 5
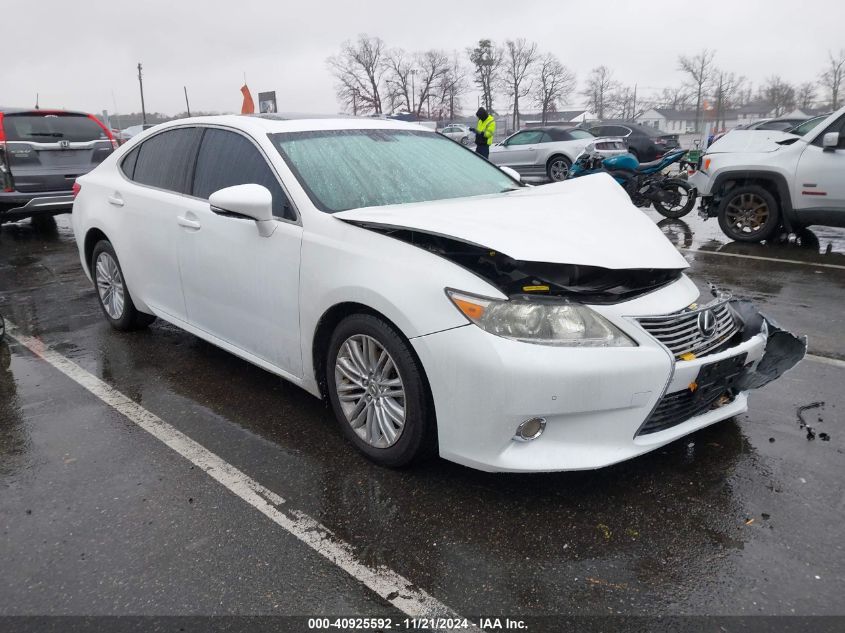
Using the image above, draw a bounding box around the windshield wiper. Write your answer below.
[500,187,520,193]
[25,132,64,138]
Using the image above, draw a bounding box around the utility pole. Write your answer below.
[632,83,637,119]
[410,68,417,115]
[137,63,147,125]
[184,86,191,117]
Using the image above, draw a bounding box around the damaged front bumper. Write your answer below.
[411,289,806,473]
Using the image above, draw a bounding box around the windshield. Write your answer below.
[567,129,594,139]
[789,116,826,136]
[270,129,518,213]
[2,113,108,143]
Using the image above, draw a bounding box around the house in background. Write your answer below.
[636,108,701,133]
[638,106,753,133]
[735,101,777,125]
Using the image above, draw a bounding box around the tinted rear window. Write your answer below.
[2,113,108,143]
[132,127,202,194]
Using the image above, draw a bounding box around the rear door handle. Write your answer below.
[177,216,201,230]
[107,194,124,207]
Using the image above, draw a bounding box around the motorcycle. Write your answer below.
[568,145,697,218]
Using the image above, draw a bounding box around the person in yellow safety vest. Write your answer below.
[474,107,495,159]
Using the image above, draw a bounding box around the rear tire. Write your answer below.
[91,240,156,331]
[326,313,435,468]
[547,155,572,182]
[653,179,696,218]
[717,185,780,243]
[30,214,57,232]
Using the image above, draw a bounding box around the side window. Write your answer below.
[507,131,543,146]
[813,115,845,149]
[120,146,140,179]
[132,128,202,193]
[538,132,554,143]
[193,128,294,220]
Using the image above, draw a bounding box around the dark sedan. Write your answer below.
[584,121,679,162]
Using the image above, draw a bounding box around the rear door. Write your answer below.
[1,112,114,192]
[115,127,203,321]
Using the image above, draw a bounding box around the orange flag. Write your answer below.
[241,84,255,114]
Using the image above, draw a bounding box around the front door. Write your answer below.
[177,128,303,377]
[794,114,845,212]
[491,130,545,171]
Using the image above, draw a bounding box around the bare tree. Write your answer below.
[678,49,716,132]
[819,49,845,109]
[762,76,796,116]
[711,70,745,129]
[383,48,413,113]
[327,34,387,115]
[437,53,470,122]
[468,39,503,111]
[500,39,538,130]
[412,50,450,118]
[796,82,817,110]
[657,86,693,110]
[581,66,618,119]
[533,53,575,124]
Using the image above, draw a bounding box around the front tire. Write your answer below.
[717,185,780,242]
[326,313,435,468]
[91,240,156,331]
[547,155,572,182]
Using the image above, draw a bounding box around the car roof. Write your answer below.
[0,107,91,116]
[149,114,434,135]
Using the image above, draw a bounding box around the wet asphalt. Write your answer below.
[0,210,844,625]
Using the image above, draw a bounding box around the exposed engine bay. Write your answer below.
[355,224,684,304]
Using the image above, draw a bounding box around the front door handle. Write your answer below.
[177,216,201,230]
[107,194,124,207]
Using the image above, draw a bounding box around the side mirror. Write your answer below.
[499,165,521,182]
[822,132,839,150]
[209,184,276,237]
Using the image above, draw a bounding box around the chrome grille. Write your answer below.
[636,301,739,359]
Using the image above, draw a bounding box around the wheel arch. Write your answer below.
[711,170,796,230]
[83,227,110,276]
[546,152,573,167]
[311,301,435,414]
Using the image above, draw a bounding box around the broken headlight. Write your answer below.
[446,289,636,347]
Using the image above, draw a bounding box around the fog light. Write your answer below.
[514,417,546,442]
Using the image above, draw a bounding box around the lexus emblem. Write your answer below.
[698,310,718,338]
[59,140,71,149]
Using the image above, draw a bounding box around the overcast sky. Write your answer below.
[5,0,842,118]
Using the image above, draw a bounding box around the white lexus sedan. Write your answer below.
[71,116,804,472]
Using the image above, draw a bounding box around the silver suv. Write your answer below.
[0,108,117,227]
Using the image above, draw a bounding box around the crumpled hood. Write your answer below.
[334,173,689,270]
[707,130,797,154]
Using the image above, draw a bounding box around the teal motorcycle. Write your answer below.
[569,146,697,218]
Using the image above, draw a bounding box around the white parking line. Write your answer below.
[5,320,475,628]
[680,248,845,271]
[806,354,845,369]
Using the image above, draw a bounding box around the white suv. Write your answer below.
[691,107,845,242]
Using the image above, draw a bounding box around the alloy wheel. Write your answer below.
[334,334,406,448]
[549,159,570,181]
[725,193,770,234]
[95,252,126,320]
